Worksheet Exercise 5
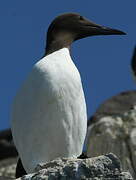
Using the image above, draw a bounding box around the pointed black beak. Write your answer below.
[91,25,126,35]
[78,18,126,38]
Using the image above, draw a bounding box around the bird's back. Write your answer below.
[11,48,87,173]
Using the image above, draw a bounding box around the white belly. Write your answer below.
[11,48,87,173]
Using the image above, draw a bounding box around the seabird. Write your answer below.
[11,13,125,177]
[131,46,136,81]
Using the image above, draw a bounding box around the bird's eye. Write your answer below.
[79,16,84,20]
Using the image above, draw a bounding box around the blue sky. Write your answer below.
[0,0,135,130]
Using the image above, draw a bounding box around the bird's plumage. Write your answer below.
[11,48,87,172]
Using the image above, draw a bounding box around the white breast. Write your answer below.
[11,48,87,173]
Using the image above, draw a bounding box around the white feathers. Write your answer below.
[11,48,87,173]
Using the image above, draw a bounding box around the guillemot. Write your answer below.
[11,13,125,177]
[131,46,136,81]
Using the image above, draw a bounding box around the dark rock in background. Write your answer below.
[0,129,18,178]
[87,90,136,126]
[0,129,17,160]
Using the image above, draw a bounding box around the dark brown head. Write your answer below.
[45,13,126,55]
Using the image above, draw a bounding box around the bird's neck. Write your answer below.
[45,40,71,56]
[45,32,75,56]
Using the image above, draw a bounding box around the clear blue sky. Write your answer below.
[0,0,135,130]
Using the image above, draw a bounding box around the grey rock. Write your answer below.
[0,177,14,180]
[16,153,133,180]
[0,157,17,178]
[86,105,136,179]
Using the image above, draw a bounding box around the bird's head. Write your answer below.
[46,13,126,55]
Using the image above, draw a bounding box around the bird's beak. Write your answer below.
[88,25,126,35]
[76,18,126,39]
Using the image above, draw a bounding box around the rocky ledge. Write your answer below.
[15,153,132,180]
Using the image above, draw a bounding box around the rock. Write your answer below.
[16,153,132,180]
[87,90,136,126]
[0,177,14,180]
[86,100,136,179]
[0,157,17,178]
[0,129,18,179]
[0,129,17,160]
